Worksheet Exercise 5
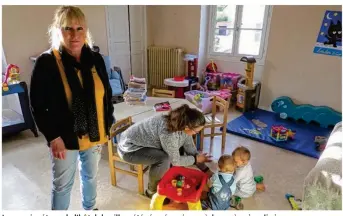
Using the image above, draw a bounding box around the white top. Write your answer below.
[233,162,256,198]
[164,78,189,87]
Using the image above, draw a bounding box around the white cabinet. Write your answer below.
[106,5,146,83]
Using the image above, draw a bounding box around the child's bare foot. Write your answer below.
[256,183,265,191]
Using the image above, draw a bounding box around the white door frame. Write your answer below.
[105,5,147,81]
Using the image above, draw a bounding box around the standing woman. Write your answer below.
[30,6,114,210]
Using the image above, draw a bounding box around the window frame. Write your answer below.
[207,5,273,65]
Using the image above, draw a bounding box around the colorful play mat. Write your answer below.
[224,109,334,159]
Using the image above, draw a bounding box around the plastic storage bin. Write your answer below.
[184,90,213,114]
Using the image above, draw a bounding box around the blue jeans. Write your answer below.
[50,144,102,210]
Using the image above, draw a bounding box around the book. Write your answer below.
[153,101,171,112]
[124,76,147,105]
[128,82,147,89]
[130,75,146,84]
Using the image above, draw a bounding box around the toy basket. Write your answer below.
[157,166,208,203]
[184,90,213,114]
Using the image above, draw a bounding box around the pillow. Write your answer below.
[111,70,120,80]
[102,55,112,78]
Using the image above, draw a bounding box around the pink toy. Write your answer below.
[4,64,20,85]
[208,89,232,101]
[204,72,221,90]
[220,72,242,90]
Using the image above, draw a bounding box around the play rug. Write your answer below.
[224,109,333,159]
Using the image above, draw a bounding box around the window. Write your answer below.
[208,5,272,61]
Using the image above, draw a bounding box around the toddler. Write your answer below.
[201,155,236,210]
[232,146,265,200]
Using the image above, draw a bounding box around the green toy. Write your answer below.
[254,175,264,183]
[254,175,266,192]
[175,175,185,188]
[193,94,203,103]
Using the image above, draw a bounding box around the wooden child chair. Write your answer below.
[152,88,175,98]
[199,96,230,151]
[107,116,149,195]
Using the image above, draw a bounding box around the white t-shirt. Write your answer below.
[233,162,256,198]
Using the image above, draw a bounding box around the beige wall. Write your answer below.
[3,5,341,112]
[2,5,108,85]
[147,5,201,53]
[146,5,343,111]
[261,5,342,112]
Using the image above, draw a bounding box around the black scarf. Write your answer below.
[60,45,100,142]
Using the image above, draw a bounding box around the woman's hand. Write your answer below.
[50,137,66,160]
[196,153,212,163]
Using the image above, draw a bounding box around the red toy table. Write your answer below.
[150,166,208,210]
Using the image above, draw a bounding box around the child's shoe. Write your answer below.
[230,196,244,210]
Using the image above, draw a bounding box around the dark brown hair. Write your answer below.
[218,154,235,172]
[232,146,251,160]
[164,104,205,132]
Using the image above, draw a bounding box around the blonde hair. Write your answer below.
[232,146,251,161]
[218,155,235,173]
[48,6,93,49]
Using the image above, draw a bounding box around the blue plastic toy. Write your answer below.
[271,96,342,128]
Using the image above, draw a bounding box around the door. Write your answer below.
[106,5,146,84]
[129,5,146,79]
[106,5,131,83]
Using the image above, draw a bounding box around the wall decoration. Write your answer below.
[313,10,342,57]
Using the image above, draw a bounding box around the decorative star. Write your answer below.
[321,32,324,35]
[324,23,328,26]
[334,13,338,16]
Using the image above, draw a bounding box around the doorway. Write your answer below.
[105,5,147,83]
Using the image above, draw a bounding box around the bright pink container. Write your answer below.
[220,72,242,90]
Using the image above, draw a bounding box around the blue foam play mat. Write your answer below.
[224,109,333,159]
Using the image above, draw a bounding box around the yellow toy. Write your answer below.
[236,56,261,112]
[285,193,302,210]
[4,64,21,85]
[2,83,9,91]
[150,193,202,210]
[243,56,255,88]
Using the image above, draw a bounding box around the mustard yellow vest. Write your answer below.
[53,49,107,151]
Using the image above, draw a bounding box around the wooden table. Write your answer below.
[113,97,198,122]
